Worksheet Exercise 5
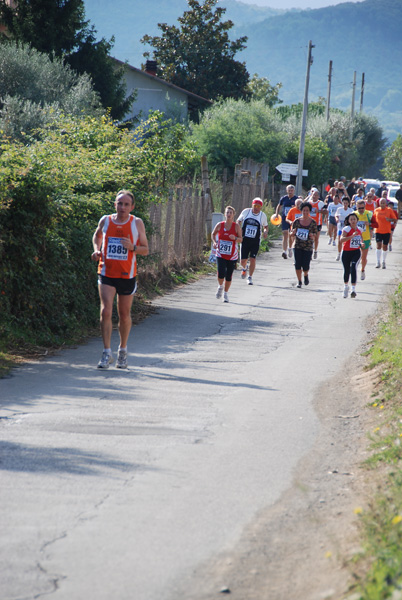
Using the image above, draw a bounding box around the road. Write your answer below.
[1,229,401,600]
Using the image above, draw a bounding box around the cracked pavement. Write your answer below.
[1,232,402,600]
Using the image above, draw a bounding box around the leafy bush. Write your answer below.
[0,112,196,346]
[189,98,286,173]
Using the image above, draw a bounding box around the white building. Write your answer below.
[113,58,211,123]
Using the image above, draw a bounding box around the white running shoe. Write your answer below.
[360,271,366,280]
[328,238,332,245]
[223,292,229,303]
[375,262,381,268]
[241,269,247,279]
[389,244,392,251]
[97,351,114,369]
[247,276,253,285]
[336,254,341,261]
[216,285,223,299]
[332,240,336,246]
[116,349,128,369]
[288,248,293,258]
[343,285,349,298]
[382,262,386,269]
[313,251,318,259]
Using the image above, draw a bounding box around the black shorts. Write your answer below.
[293,248,313,272]
[316,224,322,232]
[241,238,260,260]
[375,232,390,246]
[216,257,236,282]
[329,216,336,226]
[98,275,137,295]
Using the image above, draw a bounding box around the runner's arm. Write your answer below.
[91,217,106,262]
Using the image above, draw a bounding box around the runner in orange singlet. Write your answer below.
[92,190,149,368]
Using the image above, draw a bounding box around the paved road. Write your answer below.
[1,229,401,600]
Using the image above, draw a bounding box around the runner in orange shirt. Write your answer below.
[373,197,397,269]
[286,198,303,255]
[92,190,149,368]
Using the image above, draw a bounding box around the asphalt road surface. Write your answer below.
[1,228,402,600]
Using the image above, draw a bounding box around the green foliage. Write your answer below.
[245,73,282,107]
[141,0,249,101]
[382,135,402,183]
[0,112,196,345]
[0,0,131,119]
[0,0,88,55]
[0,41,102,140]
[189,98,286,173]
[284,136,332,189]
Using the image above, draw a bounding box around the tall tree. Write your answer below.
[141,0,249,101]
[0,0,132,119]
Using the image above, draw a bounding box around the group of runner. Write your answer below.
[212,179,398,302]
[91,182,398,369]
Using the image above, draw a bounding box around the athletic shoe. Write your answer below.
[351,290,357,298]
[241,269,247,279]
[343,286,349,298]
[327,238,332,245]
[223,292,229,303]
[332,240,336,246]
[375,262,381,268]
[313,251,318,259]
[304,275,309,286]
[282,252,288,259]
[216,286,223,299]
[360,271,366,280]
[97,351,113,369]
[297,281,302,288]
[382,262,386,269]
[288,248,293,258]
[247,276,253,285]
[389,244,392,251]
[116,349,128,369]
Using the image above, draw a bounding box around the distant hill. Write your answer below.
[83,0,402,141]
[83,0,284,68]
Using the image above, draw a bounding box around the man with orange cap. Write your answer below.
[237,197,268,285]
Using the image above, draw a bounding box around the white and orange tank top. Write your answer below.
[98,214,139,279]
[215,222,239,261]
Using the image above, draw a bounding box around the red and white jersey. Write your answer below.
[342,226,362,251]
[98,214,139,278]
[215,222,239,261]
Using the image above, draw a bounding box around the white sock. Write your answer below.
[119,347,127,352]
[104,348,111,354]
[376,249,382,263]
[344,283,348,289]
[352,285,356,291]
[382,250,387,263]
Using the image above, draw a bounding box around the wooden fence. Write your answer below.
[143,158,271,274]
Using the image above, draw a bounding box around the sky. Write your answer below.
[238,0,363,8]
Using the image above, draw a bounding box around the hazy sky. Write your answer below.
[238,0,363,8]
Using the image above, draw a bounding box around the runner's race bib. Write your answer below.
[245,225,258,238]
[357,221,366,232]
[296,228,309,241]
[106,237,128,260]
[219,240,233,255]
[350,235,362,248]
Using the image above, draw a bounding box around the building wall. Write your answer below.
[122,67,188,122]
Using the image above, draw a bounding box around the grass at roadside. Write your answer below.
[349,282,402,599]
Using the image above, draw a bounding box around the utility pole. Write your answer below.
[350,70,356,140]
[296,40,314,196]
[360,72,365,112]
[326,60,332,121]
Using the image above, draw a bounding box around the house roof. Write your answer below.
[112,57,212,106]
